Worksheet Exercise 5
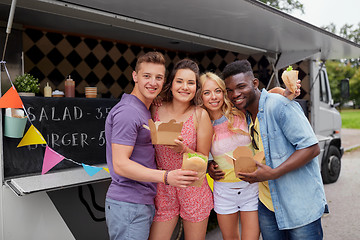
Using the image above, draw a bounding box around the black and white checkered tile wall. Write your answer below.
[23,27,309,99]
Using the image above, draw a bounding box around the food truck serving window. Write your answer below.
[3,97,118,196]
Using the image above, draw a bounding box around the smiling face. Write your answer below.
[170,68,197,104]
[132,62,165,107]
[201,79,224,119]
[224,73,258,111]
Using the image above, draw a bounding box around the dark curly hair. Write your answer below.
[222,59,254,80]
[162,59,200,105]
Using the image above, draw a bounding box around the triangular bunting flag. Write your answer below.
[42,146,65,174]
[82,163,102,176]
[0,86,24,108]
[103,167,109,173]
[17,124,47,147]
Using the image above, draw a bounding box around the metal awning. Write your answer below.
[0,0,359,58]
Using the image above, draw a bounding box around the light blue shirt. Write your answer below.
[254,89,327,230]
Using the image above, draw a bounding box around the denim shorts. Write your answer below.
[258,201,323,240]
[105,198,155,240]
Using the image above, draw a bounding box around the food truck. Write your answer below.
[0,0,360,239]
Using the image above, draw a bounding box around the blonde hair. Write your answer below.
[198,72,246,133]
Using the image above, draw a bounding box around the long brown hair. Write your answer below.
[161,59,200,105]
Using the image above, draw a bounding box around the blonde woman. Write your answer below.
[199,72,259,240]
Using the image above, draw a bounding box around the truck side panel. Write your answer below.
[1,186,75,240]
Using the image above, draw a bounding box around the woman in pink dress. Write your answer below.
[149,59,214,240]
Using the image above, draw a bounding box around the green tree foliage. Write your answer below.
[258,0,304,13]
[322,23,337,34]
[323,22,360,45]
[339,23,360,44]
[326,61,360,107]
[323,22,360,108]
[350,68,360,107]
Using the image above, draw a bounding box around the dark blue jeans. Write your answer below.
[258,201,323,240]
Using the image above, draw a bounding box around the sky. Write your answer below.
[291,0,360,30]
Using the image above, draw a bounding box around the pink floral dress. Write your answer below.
[153,108,213,222]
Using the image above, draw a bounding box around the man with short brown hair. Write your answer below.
[105,52,198,240]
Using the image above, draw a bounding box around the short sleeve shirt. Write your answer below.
[105,93,156,205]
[257,89,326,230]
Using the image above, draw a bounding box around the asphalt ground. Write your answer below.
[322,147,360,240]
[341,128,360,151]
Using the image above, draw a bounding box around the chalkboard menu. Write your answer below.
[3,96,119,179]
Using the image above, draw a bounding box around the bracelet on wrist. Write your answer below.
[163,170,166,184]
[163,170,170,185]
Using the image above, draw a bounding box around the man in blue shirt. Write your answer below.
[222,60,327,240]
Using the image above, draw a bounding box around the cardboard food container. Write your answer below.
[225,146,265,178]
[181,153,208,187]
[148,119,183,145]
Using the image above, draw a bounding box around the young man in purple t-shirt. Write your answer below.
[105,52,198,240]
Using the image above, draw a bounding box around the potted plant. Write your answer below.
[13,73,40,96]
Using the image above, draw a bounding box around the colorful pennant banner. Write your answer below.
[0,86,24,108]
[42,146,65,175]
[1,61,107,177]
[82,164,103,176]
[17,124,47,147]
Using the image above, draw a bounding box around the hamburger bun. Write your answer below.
[182,155,207,187]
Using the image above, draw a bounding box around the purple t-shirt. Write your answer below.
[105,93,156,205]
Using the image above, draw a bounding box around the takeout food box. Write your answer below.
[148,119,183,145]
[225,146,265,178]
[181,153,208,187]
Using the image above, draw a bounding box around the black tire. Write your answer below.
[321,145,341,184]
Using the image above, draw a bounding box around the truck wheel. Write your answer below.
[321,145,341,184]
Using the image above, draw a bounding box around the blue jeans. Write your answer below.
[258,201,323,240]
[105,198,155,240]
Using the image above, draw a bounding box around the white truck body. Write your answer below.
[0,0,359,239]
